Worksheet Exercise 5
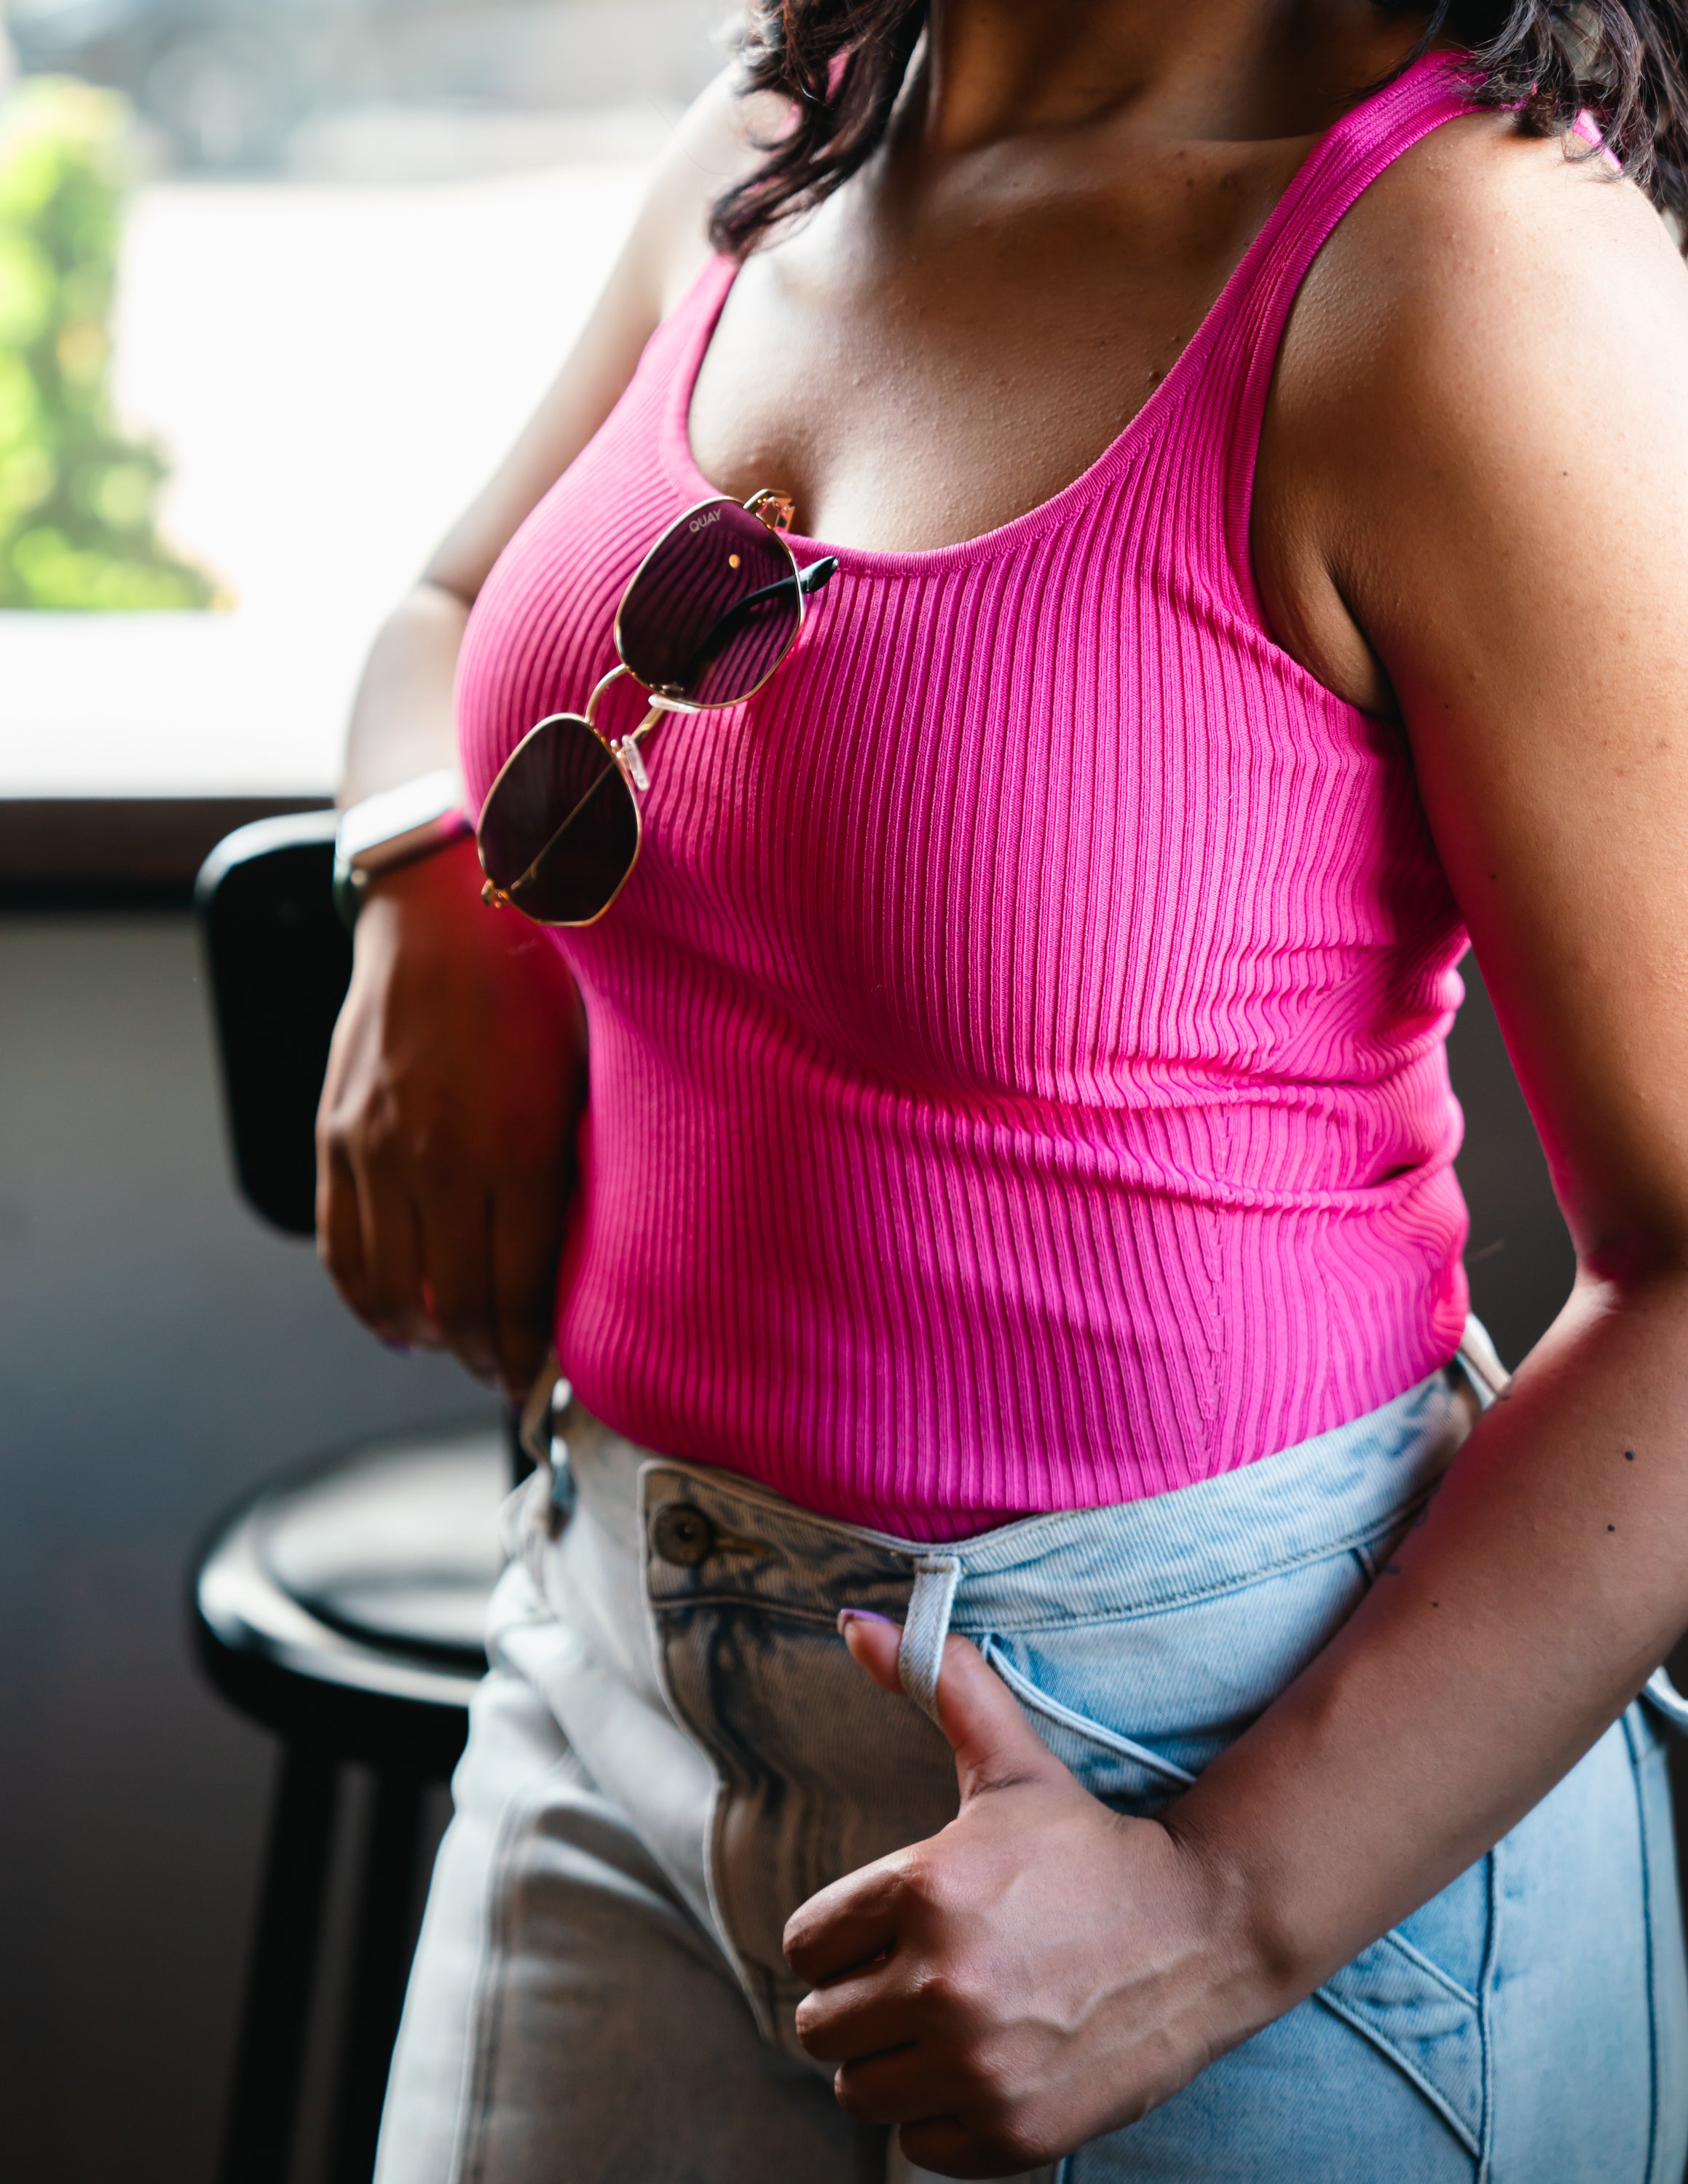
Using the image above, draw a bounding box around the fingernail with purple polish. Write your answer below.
[837,1607,899,1633]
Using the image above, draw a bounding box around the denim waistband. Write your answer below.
[556,1331,1489,1668]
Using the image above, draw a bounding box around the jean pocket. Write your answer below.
[978,1635,1198,1810]
[982,1626,1492,2160]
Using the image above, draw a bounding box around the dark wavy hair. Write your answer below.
[708,1,1688,256]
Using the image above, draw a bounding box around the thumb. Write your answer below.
[837,1610,1065,1803]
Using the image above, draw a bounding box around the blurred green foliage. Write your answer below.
[0,77,221,609]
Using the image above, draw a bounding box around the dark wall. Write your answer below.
[0,912,478,2184]
[0,914,1592,2184]
[1446,954,1577,1370]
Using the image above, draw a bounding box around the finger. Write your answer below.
[833,2043,973,2129]
[794,1961,922,2062]
[343,1150,434,1343]
[415,1181,500,1380]
[838,1607,903,1690]
[489,1176,566,1397]
[837,1615,1065,1806]
[897,2116,1005,2180]
[317,1141,368,1299]
[931,1635,1067,1804]
[784,1859,904,1985]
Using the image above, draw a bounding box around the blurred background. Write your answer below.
[0,6,1612,2183]
[0,5,725,2180]
[0,0,725,804]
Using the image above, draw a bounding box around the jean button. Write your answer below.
[650,1503,715,1567]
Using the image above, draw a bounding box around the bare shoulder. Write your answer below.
[420,67,778,602]
[633,68,782,314]
[1281,104,1688,490]
[1259,105,1688,706]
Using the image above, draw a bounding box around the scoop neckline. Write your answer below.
[660,50,1463,577]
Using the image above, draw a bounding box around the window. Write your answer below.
[0,0,726,803]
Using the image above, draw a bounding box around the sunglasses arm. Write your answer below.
[669,553,842,693]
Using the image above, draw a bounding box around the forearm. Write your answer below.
[340,579,470,806]
[1174,1270,1688,2023]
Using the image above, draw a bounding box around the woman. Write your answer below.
[319,1,1688,2176]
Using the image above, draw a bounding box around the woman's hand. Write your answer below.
[316,834,587,1398]
[313,69,760,1394]
[786,1618,1263,2179]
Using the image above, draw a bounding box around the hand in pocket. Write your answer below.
[784,1615,1263,2178]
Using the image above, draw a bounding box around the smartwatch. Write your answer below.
[332,769,474,932]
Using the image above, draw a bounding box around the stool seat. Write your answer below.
[256,1425,507,1663]
[194,1415,505,1776]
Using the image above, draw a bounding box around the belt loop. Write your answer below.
[518,1349,567,1468]
[899,1555,963,1728]
[1453,1315,1512,1409]
[518,1355,577,1538]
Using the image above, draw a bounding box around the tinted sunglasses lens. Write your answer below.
[478,713,640,925]
[618,500,800,707]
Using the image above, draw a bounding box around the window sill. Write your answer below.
[0,795,334,906]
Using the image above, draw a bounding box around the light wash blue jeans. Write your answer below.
[376,1336,1688,2183]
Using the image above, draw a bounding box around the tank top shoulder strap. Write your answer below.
[1192,50,1484,618]
[610,250,737,483]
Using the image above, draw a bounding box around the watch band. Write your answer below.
[332,769,473,930]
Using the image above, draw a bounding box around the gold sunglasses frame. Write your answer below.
[477,488,813,929]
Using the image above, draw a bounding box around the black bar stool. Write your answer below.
[193,1414,510,2184]
[192,813,520,2183]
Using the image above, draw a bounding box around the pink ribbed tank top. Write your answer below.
[457,53,1479,1535]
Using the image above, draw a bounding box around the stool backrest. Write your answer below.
[196,810,350,1236]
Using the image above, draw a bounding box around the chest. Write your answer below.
[459,405,1441,1107]
[687,139,1309,558]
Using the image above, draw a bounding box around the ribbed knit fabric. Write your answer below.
[457,53,1479,1535]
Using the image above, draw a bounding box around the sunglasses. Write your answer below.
[476,489,838,927]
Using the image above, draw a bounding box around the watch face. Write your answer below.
[340,768,468,870]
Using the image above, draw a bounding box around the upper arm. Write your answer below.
[423,69,770,604]
[1269,119,1688,1273]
